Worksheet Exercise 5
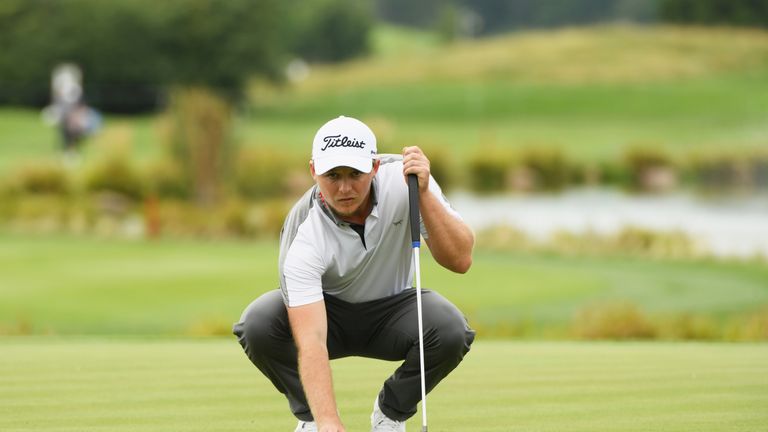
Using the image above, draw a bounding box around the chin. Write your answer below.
[332,202,359,217]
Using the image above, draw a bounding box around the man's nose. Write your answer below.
[338,178,352,193]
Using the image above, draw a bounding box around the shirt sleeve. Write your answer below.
[420,174,463,240]
[281,229,326,307]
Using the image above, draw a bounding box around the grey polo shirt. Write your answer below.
[278,154,461,307]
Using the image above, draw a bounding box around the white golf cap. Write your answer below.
[312,116,377,175]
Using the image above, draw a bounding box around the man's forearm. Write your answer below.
[420,189,474,273]
[298,342,340,424]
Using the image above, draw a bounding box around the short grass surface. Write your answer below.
[1,233,767,336]
[1,338,766,431]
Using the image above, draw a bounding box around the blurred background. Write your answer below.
[1,0,767,341]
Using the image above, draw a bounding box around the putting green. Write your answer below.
[1,338,766,431]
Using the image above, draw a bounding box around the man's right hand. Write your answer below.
[318,419,345,432]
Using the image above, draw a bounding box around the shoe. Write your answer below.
[371,398,406,432]
[294,420,317,431]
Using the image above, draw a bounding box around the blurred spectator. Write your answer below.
[41,63,101,165]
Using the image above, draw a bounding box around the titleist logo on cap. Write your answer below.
[320,135,366,151]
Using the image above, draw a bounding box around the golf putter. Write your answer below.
[407,173,428,432]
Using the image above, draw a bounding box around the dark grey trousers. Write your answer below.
[233,288,475,422]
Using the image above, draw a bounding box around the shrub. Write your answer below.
[656,313,719,340]
[83,155,144,200]
[612,226,699,259]
[752,152,768,189]
[684,151,746,190]
[419,143,456,191]
[623,146,677,192]
[248,199,292,238]
[726,307,768,341]
[572,301,656,340]
[234,147,308,200]
[476,225,531,251]
[513,146,571,191]
[144,158,190,200]
[7,161,71,195]
[467,146,515,193]
[164,87,234,204]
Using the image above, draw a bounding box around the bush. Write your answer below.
[656,313,719,340]
[572,301,656,340]
[476,225,531,251]
[153,198,291,239]
[623,146,678,192]
[84,155,144,200]
[684,151,754,191]
[419,143,456,191]
[234,147,309,200]
[726,307,768,341]
[612,226,699,259]
[467,146,515,193]
[6,161,71,195]
[163,87,234,204]
[144,158,190,200]
[513,146,571,191]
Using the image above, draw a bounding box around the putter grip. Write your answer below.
[407,174,420,244]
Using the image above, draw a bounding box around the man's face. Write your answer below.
[312,160,379,219]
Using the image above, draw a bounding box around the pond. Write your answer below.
[449,188,768,259]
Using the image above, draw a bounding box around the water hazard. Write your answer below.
[450,188,768,259]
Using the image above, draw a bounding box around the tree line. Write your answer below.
[0,0,371,112]
[377,0,768,36]
[2,0,766,113]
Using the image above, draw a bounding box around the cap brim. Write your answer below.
[314,155,373,175]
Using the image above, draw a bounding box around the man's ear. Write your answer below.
[309,160,317,181]
[371,159,381,174]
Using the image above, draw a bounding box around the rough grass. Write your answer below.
[0,338,766,431]
[284,25,768,91]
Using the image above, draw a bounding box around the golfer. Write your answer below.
[234,116,476,432]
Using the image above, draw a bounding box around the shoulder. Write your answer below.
[375,154,405,187]
[280,187,326,266]
[377,154,403,171]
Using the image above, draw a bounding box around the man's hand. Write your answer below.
[318,421,346,432]
[402,146,430,193]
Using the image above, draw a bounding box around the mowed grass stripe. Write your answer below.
[1,338,766,432]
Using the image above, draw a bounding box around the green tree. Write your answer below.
[293,0,373,63]
[0,0,288,112]
[660,0,768,27]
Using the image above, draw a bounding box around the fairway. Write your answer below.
[1,338,766,431]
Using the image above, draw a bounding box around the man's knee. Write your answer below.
[424,292,475,359]
[233,290,287,352]
[437,313,475,359]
